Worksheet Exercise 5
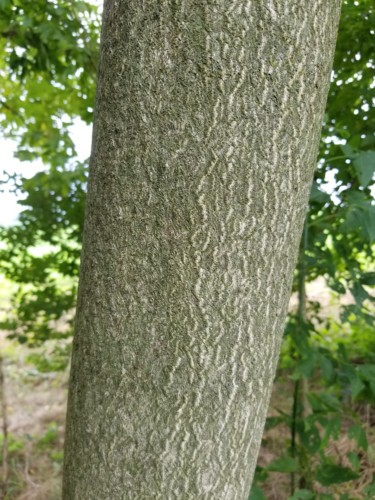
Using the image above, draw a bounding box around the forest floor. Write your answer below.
[1,333,66,499]
[0,279,374,499]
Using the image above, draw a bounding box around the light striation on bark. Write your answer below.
[63,1,342,498]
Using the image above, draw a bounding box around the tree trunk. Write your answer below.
[63,1,341,498]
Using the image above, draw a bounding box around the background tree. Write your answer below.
[0,0,99,344]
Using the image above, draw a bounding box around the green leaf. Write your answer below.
[320,417,341,448]
[340,143,357,159]
[341,364,366,399]
[0,0,11,9]
[299,425,321,454]
[288,489,314,500]
[360,272,375,286]
[265,416,285,430]
[348,424,368,450]
[357,365,375,398]
[314,392,341,412]
[364,481,375,498]
[358,364,375,382]
[248,484,265,500]
[327,277,346,294]
[350,373,365,399]
[342,192,375,242]
[368,446,375,465]
[350,282,370,306]
[293,355,316,379]
[310,182,330,204]
[353,150,375,187]
[347,451,360,471]
[318,354,334,383]
[315,465,359,486]
[267,456,298,473]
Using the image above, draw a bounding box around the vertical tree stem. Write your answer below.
[63,2,342,497]
[290,377,300,494]
[291,222,308,494]
[0,352,9,498]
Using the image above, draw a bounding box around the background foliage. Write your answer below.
[0,0,374,498]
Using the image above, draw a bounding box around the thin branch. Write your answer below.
[0,99,26,123]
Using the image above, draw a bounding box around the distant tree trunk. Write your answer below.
[63,1,341,498]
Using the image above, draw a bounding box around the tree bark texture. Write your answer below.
[63,1,341,498]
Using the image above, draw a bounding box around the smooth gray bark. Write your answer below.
[63,1,341,498]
